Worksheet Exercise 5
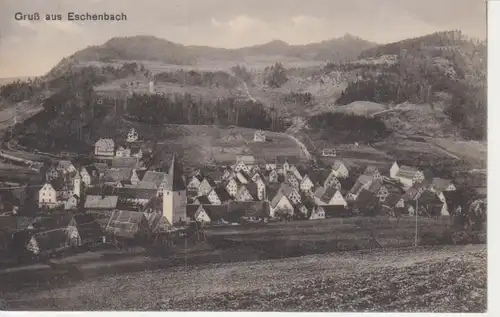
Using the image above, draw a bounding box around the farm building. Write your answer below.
[321,148,336,157]
[105,210,151,241]
[317,205,350,218]
[73,213,106,245]
[94,139,115,157]
[309,207,325,220]
[28,213,80,254]
[392,165,425,188]
[315,187,347,207]
[229,201,270,222]
[429,178,456,193]
[207,187,232,205]
[269,191,294,218]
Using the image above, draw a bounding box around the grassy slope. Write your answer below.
[2,245,485,311]
[95,119,304,167]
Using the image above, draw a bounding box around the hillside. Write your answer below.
[47,34,376,77]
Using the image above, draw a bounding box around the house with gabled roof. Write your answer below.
[264,169,279,184]
[56,160,76,175]
[187,173,205,191]
[316,187,347,207]
[380,193,406,216]
[73,213,105,245]
[95,139,115,157]
[276,156,298,175]
[354,189,381,215]
[285,171,301,189]
[393,165,425,188]
[186,204,212,224]
[224,178,239,198]
[331,160,349,179]
[363,165,382,180]
[402,187,424,202]
[207,187,232,205]
[235,171,250,184]
[309,206,326,220]
[27,213,80,254]
[414,190,449,217]
[80,165,100,187]
[324,172,342,190]
[193,195,211,205]
[111,157,138,169]
[221,168,235,181]
[253,178,266,200]
[105,210,151,241]
[235,184,255,202]
[289,166,304,181]
[389,161,400,178]
[348,174,375,199]
[429,178,456,193]
[229,201,270,222]
[300,171,323,193]
[278,183,301,205]
[366,179,390,203]
[269,190,294,218]
[197,177,216,196]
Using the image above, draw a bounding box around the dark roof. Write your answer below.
[105,210,148,238]
[213,187,232,202]
[32,213,75,231]
[402,188,422,201]
[103,168,133,182]
[431,178,453,191]
[355,189,379,209]
[303,171,324,186]
[367,179,384,193]
[276,156,299,165]
[73,213,103,242]
[111,157,138,169]
[320,187,339,203]
[141,196,163,214]
[228,201,269,219]
[419,191,443,206]
[383,193,403,207]
[165,154,186,191]
[195,195,211,205]
[113,187,158,200]
[142,171,167,185]
[245,183,259,200]
[203,205,230,222]
[84,195,119,209]
[321,205,349,218]
[186,204,202,220]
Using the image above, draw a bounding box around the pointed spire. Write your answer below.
[165,153,186,191]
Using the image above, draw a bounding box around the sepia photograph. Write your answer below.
[0,0,488,312]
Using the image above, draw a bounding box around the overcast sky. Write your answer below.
[0,0,487,78]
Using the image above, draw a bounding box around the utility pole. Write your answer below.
[414,198,418,247]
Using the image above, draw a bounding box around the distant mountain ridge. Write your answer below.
[50,34,377,72]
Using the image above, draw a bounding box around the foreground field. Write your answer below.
[2,245,486,311]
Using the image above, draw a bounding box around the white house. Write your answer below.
[94,139,115,157]
[331,160,349,179]
[225,178,239,197]
[309,207,326,220]
[315,187,347,207]
[393,165,425,188]
[269,192,294,218]
[38,183,58,207]
[389,161,400,178]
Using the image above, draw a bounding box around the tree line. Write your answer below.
[154,69,238,89]
[126,93,290,132]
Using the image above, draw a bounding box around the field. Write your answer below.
[426,138,487,169]
[0,244,486,311]
[96,121,304,167]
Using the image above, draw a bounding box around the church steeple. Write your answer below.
[165,153,186,191]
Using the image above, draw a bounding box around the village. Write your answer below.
[0,125,470,262]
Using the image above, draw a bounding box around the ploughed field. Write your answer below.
[1,245,486,312]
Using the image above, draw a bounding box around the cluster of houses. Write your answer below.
[183,155,460,224]
[0,127,464,259]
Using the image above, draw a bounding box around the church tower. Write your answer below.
[74,171,81,198]
[163,154,187,225]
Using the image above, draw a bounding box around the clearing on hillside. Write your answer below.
[97,121,303,168]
